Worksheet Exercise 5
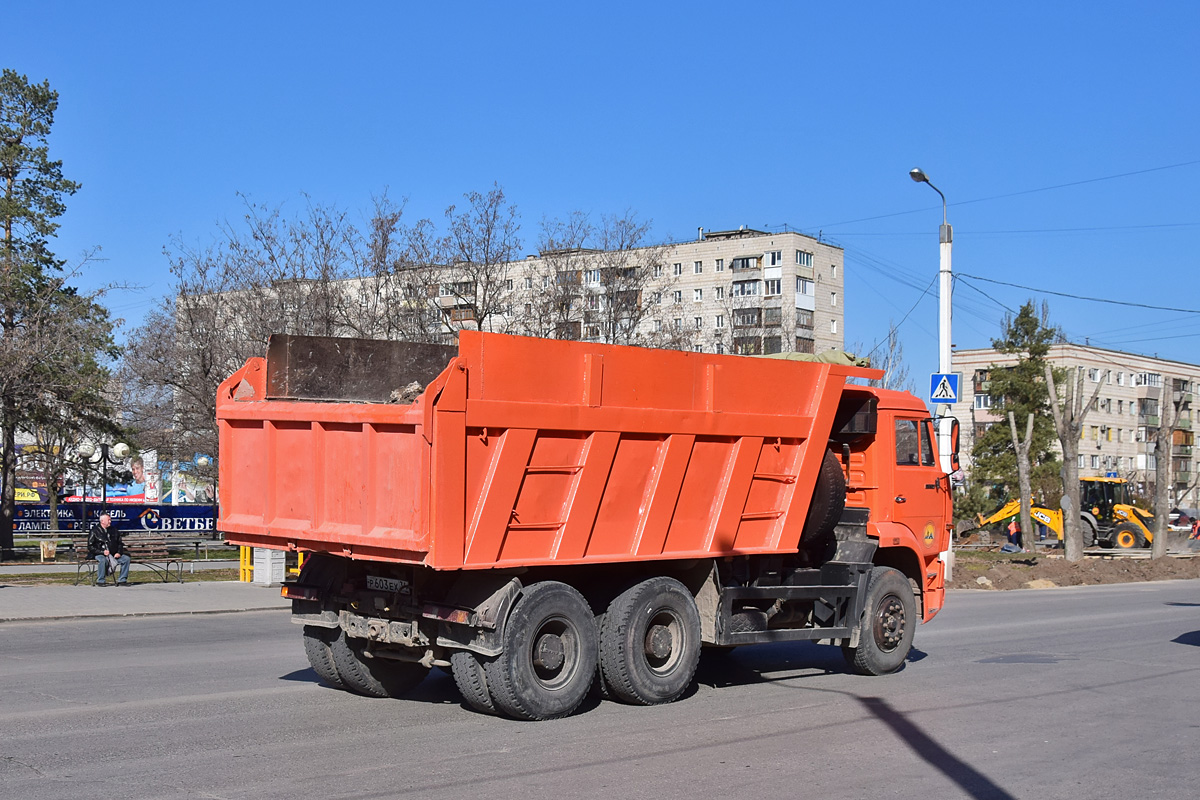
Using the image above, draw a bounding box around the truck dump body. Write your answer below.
[219,331,885,569]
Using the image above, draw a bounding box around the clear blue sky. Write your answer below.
[6,1,1199,382]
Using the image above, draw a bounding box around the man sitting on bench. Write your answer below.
[88,512,130,587]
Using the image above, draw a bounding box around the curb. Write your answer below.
[0,606,290,624]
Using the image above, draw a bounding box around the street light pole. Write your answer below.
[78,442,130,522]
[910,168,954,581]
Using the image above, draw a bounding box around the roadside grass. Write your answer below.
[1,568,243,586]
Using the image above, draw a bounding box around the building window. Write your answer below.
[715,315,725,329]
[585,269,601,285]
[763,307,782,326]
[524,277,533,289]
[693,261,703,274]
[505,278,514,291]
[1088,368,1100,382]
[768,250,783,266]
[732,280,760,297]
[654,265,664,278]
[716,342,725,355]
[765,278,781,296]
[654,320,662,332]
[795,336,815,354]
[1116,372,1124,385]
[763,336,782,354]
[797,278,813,296]
[830,264,837,279]
[673,263,683,276]
[653,291,663,305]
[715,258,724,272]
[673,318,682,329]
[975,395,992,409]
[693,288,703,302]
[1135,372,1162,387]
[831,319,838,334]
[715,286,725,300]
[673,290,682,304]
[796,250,813,267]
[694,344,703,352]
[734,308,761,327]
[830,291,837,307]
[1091,455,1100,469]
[694,316,702,329]
[796,309,813,329]
[542,276,550,289]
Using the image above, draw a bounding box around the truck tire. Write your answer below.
[842,567,916,676]
[450,650,497,715]
[302,625,346,689]
[331,635,429,699]
[484,581,598,721]
[802,450,847,546]
[600,577,702,706]
[1112,522,1146,549]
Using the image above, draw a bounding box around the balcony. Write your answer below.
[1178,418,1193,430]
[1139,414,1160,427]
[1178,445,1194,457]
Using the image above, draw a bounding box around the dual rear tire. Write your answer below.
[302,625,429,699]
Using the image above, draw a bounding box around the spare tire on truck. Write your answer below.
[801,450,847,556]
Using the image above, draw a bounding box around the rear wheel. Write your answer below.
[450,650,497,714]
[484,581,598,720]
[1112,522,1146,549]
[331,635,429,698]
[599,577,702,706]
[302,625,345,689]
[843,567,916,676]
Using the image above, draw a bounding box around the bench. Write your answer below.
[73,536,183,585]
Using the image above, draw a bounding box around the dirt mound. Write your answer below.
[949,550,1200,591]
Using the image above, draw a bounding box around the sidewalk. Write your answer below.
[0,579,290,622]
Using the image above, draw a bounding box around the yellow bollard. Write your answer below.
[239,546,254,582]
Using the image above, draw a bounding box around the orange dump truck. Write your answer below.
[218,331,956,720]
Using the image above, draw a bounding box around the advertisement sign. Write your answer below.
[13,504,218,534]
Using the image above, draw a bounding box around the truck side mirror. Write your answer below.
[949,417,961,472]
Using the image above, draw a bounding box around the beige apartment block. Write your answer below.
[948,343,1199,506]
[436,228,845,356]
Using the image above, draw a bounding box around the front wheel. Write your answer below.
[842,567,916,676]
[1112,522,1146,549]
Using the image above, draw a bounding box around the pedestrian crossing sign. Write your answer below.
[929,373,959,404]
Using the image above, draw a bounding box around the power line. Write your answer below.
[808,158,1200,230]
[863,274,938,360]
[957,273,1200,315]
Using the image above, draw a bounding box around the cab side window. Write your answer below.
[895,419,919,465]
[896,419,936,466]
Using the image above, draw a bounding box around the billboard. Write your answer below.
[13,504,218,534]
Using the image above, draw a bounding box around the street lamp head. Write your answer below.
[909,168,929,184]
[111,442,130,459]
[78,444,95,460]
[197,456,211,468]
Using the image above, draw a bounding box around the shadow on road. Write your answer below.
[1172,630,1200,647]
[857,695,1017,800]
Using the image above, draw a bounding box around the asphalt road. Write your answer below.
[3,581,1199,800]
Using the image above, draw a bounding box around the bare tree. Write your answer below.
[1151,379,1186,558]
[441,184,521,334]
[593,212,676,347]
[869,322,914,393]
[1045,364,1106,562]
[1008,411,1035,551]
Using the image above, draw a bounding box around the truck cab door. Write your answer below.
[891,417,948,553]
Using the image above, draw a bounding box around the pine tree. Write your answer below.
[970,301,1062,506]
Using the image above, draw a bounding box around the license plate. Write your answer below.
[366,575,408,593]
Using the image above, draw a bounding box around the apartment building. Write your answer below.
[435,228,845,356]
[948,342,1199,506]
